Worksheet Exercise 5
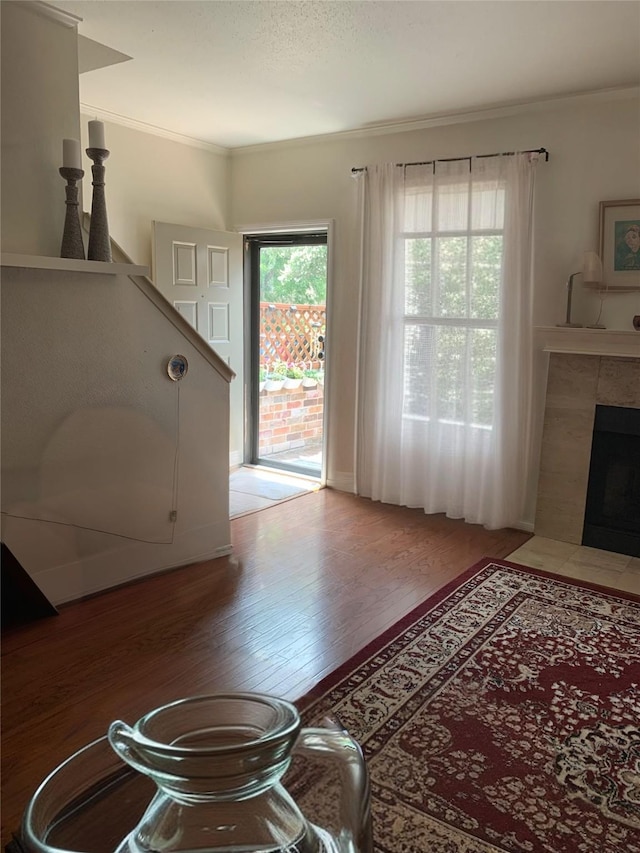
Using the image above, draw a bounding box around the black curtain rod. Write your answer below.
[351,147,549,173]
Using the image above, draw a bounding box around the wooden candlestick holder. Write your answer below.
[86,147,112,262]
[59,166,85,260]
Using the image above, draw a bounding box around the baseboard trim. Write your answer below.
[325,472,354,493]
[44,542,234,606]
[229,450,243,468]
[7,519,234,606]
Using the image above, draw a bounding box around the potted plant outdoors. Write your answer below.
[302,368,319,389]
[283,363,304,390]
[265,361,287,391]
[259,366,267,392]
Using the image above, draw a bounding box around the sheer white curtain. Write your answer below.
[354,154,539,529]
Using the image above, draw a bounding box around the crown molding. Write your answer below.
[81,84,637,157]
[230,85,640,157]
[26,1,82,28]
[79,104,230,156]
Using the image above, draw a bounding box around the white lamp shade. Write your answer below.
[582,251,602,283]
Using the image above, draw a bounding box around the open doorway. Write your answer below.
[245,231,327,479]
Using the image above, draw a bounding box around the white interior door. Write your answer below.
[152,221,244,466]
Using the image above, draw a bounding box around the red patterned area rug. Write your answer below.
[287,558,640,853]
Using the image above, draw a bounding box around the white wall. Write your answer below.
[79,116,230,270]
[1,265,232,604]
[0,3,233,604]
[81,120,243,464]
[1,2,81,256]
[229,92,640,522]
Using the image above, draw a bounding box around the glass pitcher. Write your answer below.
[21,693,372,853]
[107,693,371,853]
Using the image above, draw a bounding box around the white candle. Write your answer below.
[62,138,81,169]
[88,120,106,149]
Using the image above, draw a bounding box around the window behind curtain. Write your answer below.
[402,168,506,430]
[355,155,539,528]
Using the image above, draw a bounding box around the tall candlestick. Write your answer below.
[59,166,85,259]
[86,146,112,262]
[62,138,81,169]
[88,119,106,150]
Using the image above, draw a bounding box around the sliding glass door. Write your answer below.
[246,232,327,478]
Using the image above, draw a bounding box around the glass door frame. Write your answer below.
[244,229,329,481]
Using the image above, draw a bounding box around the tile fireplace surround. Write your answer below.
[535,328,640,544]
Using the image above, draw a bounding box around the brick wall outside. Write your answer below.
[259,383,324,456]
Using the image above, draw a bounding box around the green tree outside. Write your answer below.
[260,245,327,305]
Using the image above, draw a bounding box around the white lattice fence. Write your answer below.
[260,303,325,368]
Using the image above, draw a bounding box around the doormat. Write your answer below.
[230,467,320,518]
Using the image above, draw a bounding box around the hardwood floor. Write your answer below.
[0,488,530,844]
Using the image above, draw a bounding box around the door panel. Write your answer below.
[174,301,198,329]
[173,243,197,285]
[209,303,229,343]
[153,222,243,466]
[208,247,228,285]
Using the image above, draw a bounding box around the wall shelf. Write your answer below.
[1,253,149,277]
[536,326,640,358]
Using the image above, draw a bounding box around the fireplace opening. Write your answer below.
[582,405,640,558]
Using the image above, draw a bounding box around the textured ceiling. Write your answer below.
[56,0,640,149]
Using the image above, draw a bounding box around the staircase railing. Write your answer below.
[82,213,233,383]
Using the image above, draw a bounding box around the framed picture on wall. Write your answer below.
[599,198,640,289]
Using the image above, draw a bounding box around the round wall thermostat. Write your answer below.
[167,354,188,381]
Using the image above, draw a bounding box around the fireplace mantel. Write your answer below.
[536,326,640,358]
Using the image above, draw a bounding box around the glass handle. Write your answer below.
[293,716,373,853]
[108,720,145,772]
